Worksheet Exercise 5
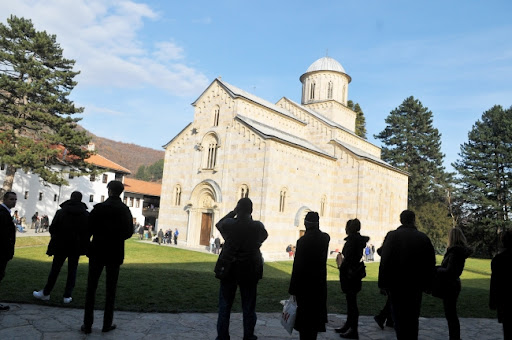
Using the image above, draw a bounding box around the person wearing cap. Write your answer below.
[214,197,268,340]
[33,191,89,304]
[81,181,133,334]
[289,211,330,340]
[378,210,435,340]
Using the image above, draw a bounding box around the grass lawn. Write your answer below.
[2,236,495,318]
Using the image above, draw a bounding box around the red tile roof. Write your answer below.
[124,178,161,197]
[86,154,131,174]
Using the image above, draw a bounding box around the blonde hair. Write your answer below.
[448,227,468,248]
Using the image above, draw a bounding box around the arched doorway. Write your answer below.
[187,180,222,247]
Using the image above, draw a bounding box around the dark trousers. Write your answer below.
[503,316,511,340]
[376,295,394,326]
[345,291,359,330]
[216,279,258,340]
[299,329,318,340]
[43,254,79,298]
[390,289,423,340]
[0,258,8,283]
[83,260,120,328]
[443,292,460,340]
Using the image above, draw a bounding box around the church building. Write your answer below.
[159,57,408,260]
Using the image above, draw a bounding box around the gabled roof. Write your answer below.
[124,178,161,197]
[236,115,334,159]
[330,139,408,175]
[86,154,131,174]
[192,78,304,124]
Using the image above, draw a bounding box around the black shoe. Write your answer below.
[102,324,117,332]
[340,328,359,339]
[385,320,394,328]
[0,304,9,311]
[335,323,350,333]
[374,315,385,330]
[81,325,92,334]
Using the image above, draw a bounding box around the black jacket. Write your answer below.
[339,233,369,293]
[289,227,330,333]
[437,245,472,297]
[87,197,133,265]
[0,205,16,260]
[46,200,89,256]
[490,248,512,322]
[378,224,436,292]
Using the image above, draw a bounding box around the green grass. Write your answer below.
[1,237,496,318]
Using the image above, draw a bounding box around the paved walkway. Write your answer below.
[0,303,504,340]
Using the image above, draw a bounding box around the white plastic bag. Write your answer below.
[280,295,297,335]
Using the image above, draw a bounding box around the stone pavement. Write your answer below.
[0,303,504,340]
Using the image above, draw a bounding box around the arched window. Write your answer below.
[239,184,249,199]
[279,189,287,213]
[213,106,220,127]
[310,82,315,100]
[342,85,346,103]
[174,185,182,206]
[320,195,326,217]
[202,134,219,170]
[327,81,333,99]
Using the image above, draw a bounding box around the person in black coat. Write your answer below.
[81,181,133,334]
[336,218,369,339]
[436,227,472,340]
[0,191,17,311]
[33,191,89,304]
[289,212,330,340]
[378,210,435,340]
[215,198,268,340]
[490,230,512,340]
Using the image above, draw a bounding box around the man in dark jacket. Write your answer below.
[289,211,330,340]
[33,191,89,304]
[215,198,268,340]
[378,210,435,340]
[81,181,133,334]
[0,191,17,311]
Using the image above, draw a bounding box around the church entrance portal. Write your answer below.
[200,213,213,246]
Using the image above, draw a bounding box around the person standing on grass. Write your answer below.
[378,210,435,340]
[490,229,512,340]
[0,192,17,311]
[289,212,330,340]
[174,227,179,245]
[436,227,472,340]
[214,198,268,340]
[81,181,133,334]
[33,191,89,304]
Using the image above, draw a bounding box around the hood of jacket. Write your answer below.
[59,200,88,214]
[446,244,472,259]
[344,233,370,247]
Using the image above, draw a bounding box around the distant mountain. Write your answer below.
[87,131,164,177]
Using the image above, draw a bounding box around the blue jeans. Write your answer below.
[216,279,258,340]
[43,254,79,298]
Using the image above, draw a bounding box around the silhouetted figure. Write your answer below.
[374,246,394,330]
[336,219,369,339]
[81,181,133,334]
[214,198,268,340]
[436,227,472,340]
[0,191,17,311]
[490,230,512,340]
[289,212,330,340]
[33,191,89,304]
[378,210,435,340]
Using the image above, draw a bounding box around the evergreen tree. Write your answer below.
[453,105,512,256]
[374,96,447,207]
[135,159,164,182]
[0,16,91,194]
[135,165,149,181]
[347,100,367,139]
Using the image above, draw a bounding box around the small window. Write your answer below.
[327,81,333,99]
[320,196,326,217]
[279,189,287,213]
[1,163,5,170]
[102,174,108,183]
[89,195,94,202]
[310,82,315,100]
[54,194,58,202]
[174,185,182,206]
[38,192,43,201]
[213,106,220,127]
[239,184,249,199]
[69,171,74,179]
[101,195,105,202]
[123,197,127,205]
[24,191,29,199]
[90,174,95,182]
[136,198,140,208]
[129,197,134,207]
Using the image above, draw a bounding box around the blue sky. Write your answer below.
[2,0,512,171]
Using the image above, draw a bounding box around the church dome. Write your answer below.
[306,57,346,73]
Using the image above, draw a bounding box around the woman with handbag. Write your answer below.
[336,218,369,339]
[436,227,472,340]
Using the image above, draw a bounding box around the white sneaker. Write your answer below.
[33,290,50,301]
[63,297,72,304]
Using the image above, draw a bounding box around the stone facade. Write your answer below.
[159,57,408,260]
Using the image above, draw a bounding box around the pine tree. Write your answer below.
[347,100,367,139]
[453,105,512,256]
[0,16,91,194]
[374,96,447,207]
